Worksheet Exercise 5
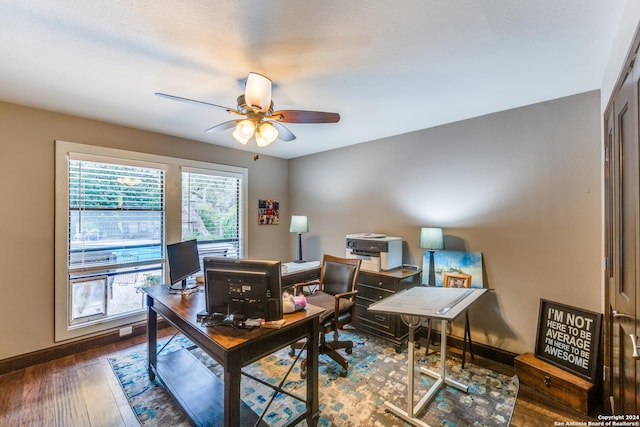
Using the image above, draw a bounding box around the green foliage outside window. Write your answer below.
[182,172,240,244]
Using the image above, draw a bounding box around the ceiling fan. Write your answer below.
[155,72,340,148]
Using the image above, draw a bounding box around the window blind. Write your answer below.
[68,158,165,270]
[182,168,242,259]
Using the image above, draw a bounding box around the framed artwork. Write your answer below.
[423,250,484,287]
[535,299,602,382]
[258,199,279,225]
[443,272,471,288]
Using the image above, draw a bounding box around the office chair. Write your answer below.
[424,272,475,368]
[289,254,361,377]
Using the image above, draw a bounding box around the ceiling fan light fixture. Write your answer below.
[156,72,340,149]
[255,122,279,147]
[254,133,271,147]
[232,119,255,144]
[232,130,250,145]
[245,72,272,113]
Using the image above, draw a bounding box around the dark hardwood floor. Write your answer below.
[0,328,599,426]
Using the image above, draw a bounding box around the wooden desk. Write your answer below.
[144,285,323,427]
[281,261,321,290]
[368,286,487,427]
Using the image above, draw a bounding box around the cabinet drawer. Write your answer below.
[358,273,397,291]
[357,283,394,302]
[353,268,420,351]
[355,303,393,335]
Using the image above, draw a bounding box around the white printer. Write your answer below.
[346,233,402,272]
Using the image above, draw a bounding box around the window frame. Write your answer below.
[181,166,244,260]
[55,140,248,341]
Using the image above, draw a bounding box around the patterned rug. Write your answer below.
[108,330,519,426]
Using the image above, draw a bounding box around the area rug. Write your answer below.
[108,330,519,426]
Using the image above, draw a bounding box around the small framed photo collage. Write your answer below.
[258,199,279,225]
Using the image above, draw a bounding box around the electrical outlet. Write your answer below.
[119,326,133,337]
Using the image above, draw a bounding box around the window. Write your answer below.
[182,168,242,263]
[55,141,248,341]
[67,157,164,326]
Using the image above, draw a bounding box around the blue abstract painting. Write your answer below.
[422,250,484,288]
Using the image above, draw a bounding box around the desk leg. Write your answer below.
[384,319,471,427]
[419,320,469,398]
[224,360,242,427]
[383,323,433,427]
[305,316,320,426]
[407,324,416,416]
[146,295,157,381]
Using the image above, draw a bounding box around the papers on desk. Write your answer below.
[368,286,487,320]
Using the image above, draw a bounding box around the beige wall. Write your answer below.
[0,90,604,359]
[289,91,602,355]
[0,101,290,360]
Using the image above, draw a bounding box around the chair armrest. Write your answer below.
[333,290,358,299]
[292,279,320,296]
[333,290,358,314]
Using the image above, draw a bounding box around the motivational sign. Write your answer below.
[535,299,602,382]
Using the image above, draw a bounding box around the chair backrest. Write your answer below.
[319,254,361,296]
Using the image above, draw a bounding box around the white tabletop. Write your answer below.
[368,286,487,321]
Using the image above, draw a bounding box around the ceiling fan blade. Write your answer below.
[270,121,296,141]
[272,110,340,124]
[155,92,234,112]
[205,120,240,133]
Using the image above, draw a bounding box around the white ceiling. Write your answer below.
[0,1,623,159]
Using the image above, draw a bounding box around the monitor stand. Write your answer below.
[169,279,198,295]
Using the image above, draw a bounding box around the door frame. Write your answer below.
[602,24,640,414]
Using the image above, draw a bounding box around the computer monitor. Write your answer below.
[203,258,283,321]
[166,239,200,291]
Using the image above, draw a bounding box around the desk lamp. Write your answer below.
[419,227,444,286]
[290,215,308,263]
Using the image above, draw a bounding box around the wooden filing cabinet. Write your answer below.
[354,268,421,352]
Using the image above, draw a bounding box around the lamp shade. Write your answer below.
[232,119,255,144]
[245,72,272,113]
[255,122,279,147]
[419,227,444,250]
[289,215,308,233]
